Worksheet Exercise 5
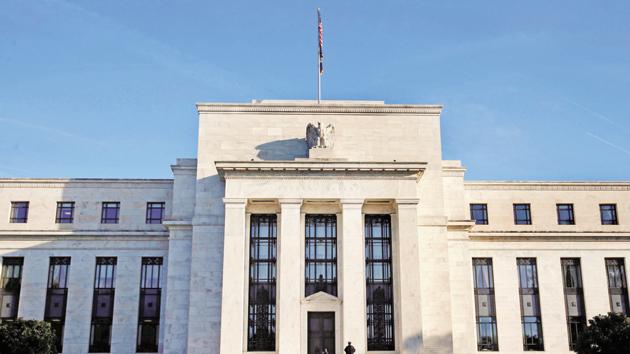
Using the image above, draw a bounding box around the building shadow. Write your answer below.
[255,138,308,161]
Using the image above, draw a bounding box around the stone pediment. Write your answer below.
[302,291,341,304]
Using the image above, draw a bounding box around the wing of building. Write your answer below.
[0,100,629,354]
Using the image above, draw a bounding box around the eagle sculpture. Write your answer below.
[306,122,321,149]
[306,122,334,149]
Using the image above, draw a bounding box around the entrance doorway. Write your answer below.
[307,312,335,354]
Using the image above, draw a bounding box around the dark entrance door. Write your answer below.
[307,312,335,354]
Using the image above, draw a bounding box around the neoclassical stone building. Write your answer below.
[0,100,629,354]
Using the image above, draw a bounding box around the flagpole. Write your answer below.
[318,67,321,104]
[317,8,321,104]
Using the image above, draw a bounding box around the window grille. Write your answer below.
[365,214,395,351]
[473,258,498,351]
[89,257,117,353]
[137,257,163,353]
[517,258,544,351]
[561,258,586,351]
[305,214,337,297]
[45,257,71,352]
[247,215,277,351]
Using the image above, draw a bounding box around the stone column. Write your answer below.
[64,253,96,353]
[277,199,302,354]
[396,199,423,354]
[162,223,192,354]
[163,158,195,354]
[111,254,142,353]
[341,199,367,353]
[17,253,48,320]
[218,198,247,354]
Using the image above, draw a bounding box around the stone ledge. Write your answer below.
[469,231,630,240]
[465,181,630,191]
[0,178,173,189]
[447,219,476,231]
[196,101,443,115]
[215,160,426,180]
[0,230,169,237]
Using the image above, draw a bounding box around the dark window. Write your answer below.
[0,257,23,320]
[101,202,120,224]
[56,202,75,224]
[9,202,29,223]
[137,257,163,353]
[514,204,532,225]
[600,204,618,225]
[561,258,586,351]
[90,257,116,353]
[473,258,498,351]
[45,257,71,352]
[365,215,395,351]
[145,203,165,224]
[557,204,575,225]
[305,214,337,297]
[470,204,488,225]
[517,258,544,351]
[247,215,277,352]
[605,258,629,316]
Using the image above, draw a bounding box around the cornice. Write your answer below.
[465,181,630,191]
[447,219,476,231]
[442,165,466,177]
[215,160,426,180]
[162,220,193,230]
[0,230,169,238]
[196,102,443,115]
[469,230,630,239]
[0,178,173,189]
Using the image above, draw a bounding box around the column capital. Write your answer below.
[340,198,364,206]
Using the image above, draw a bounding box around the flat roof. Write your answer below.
[196,100,443,114]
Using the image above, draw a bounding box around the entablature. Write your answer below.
[215,160,426,180]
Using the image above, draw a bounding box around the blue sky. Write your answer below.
[1,0,629,180]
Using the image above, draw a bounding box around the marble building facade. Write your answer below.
[0,100,628,354]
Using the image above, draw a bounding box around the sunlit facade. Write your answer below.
[0,100,629,354]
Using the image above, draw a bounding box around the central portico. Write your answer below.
[217,160,425,353]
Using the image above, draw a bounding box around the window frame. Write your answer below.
[513,203,532,225]
[89,257,117,353]
[556,204,575,225]
[517,258,544,351]
[560,258,586,351]
[145,202,165,224]
[9,202,29,223]
[45,257,71,353]
[605,258,630,316]
[0,257,24,320]
[137,257,163,353]
[304,214,338,297]
[247,214,277,352]
[55,202,75,224]
[600,204,618,225]
[365,214,395,351]
[470,203,489,225]
[472,258,499,351]
[100,202,120,224]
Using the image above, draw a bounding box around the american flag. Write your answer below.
[318,8,324,75]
